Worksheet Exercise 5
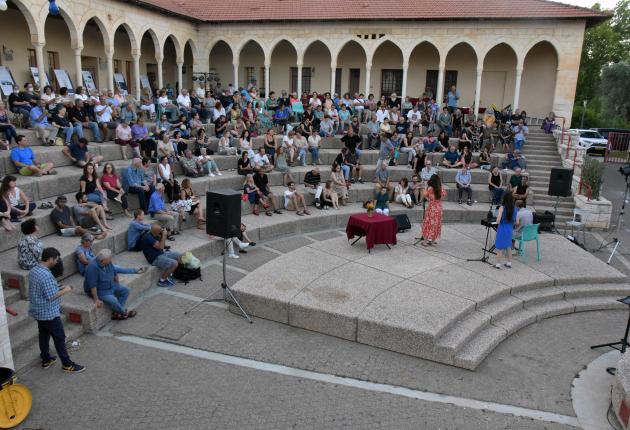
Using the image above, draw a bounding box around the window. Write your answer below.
[349,69,360,95]
[27,49,37,68]
[289,67,313,94]
[335,68,342,95]
[380,69,402,97]
[426,70,458,100]
[244,67,257,87]
[113,59,121,74]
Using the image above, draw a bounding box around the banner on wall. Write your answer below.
[81,71,97,92]
[30,67,49,87]
[0,66,16,97]
[53,69,74,95]
[114,73,128,96]
[139,75,152,96]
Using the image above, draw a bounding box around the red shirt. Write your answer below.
[101,173,119,189]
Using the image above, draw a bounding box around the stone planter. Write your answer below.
[574,194,613,229]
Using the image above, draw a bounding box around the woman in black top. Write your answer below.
[451,109,463,138]
[237,152,254,176]
[80,163,110,214]
[513,175,529,207]
[297,119,313,139]
[413,151,426,174]
[488,166,504,205]
[437,131,449,151]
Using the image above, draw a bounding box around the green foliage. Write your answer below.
[581,155,605,200]
[600,62,630,121]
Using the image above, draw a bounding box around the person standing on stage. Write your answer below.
[420,174,446,247]
[494,192,519,269]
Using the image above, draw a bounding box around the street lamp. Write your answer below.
[0,0,8,11]
[580,99,587,129]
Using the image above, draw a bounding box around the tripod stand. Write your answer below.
[591,297,630,355]
[184,238,253,323]
[600,177,630,264]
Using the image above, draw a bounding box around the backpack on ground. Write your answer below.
[172,265,202,284]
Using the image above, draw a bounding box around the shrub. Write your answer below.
[580,155,605,200]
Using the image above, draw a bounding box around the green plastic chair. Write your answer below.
[518,223,541,263]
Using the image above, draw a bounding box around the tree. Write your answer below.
[600,62,630,122]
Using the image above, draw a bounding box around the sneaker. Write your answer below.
[494,264,501,269]
[62,362,85,373]
[358,178,364,184]
[165,276,175,286]
[42,356,57,369]
[208,173,215,177]
[217,172,223,176]
[504,262,512,268]
[249,242,256,247]
[48,170,58,175]
[113,196,122,204]
[458,200,463,204]
[228,253,239,259]
[239,242,250,249]
[157,279,171,288]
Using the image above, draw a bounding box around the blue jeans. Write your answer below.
[62,124,84,143]
[83,121,103,141]
[491,187,504,205]
[341,164,350,180]
[128,186,148,211]
[309,147,319,164]
[153,251,183,270]
[0,124,17,143]
[354,148,363,159]
[98,284,129,315]
[37,316,71,366]
[515,139,524,151]
[87,192,103,205]
[298,148,307,166]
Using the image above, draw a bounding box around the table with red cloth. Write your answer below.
[346,213,398,251]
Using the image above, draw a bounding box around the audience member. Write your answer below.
[148,183,181,238]
[141,224,183,287]
[11,135,56,176]
[1,175,36,221]
[17,218,42,270]
[283,181,311,216]
[456,166,473,205]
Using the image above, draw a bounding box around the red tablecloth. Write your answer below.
[346,213,398,250]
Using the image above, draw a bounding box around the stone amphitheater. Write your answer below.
[2,120,625,375]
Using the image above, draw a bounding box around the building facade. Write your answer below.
[0,0,607,125]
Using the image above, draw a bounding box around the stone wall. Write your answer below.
[0,275,14,370]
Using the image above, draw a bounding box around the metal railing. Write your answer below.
[605,132,630,164]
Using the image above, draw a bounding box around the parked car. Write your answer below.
[590,128,630,140]
[571,129,608,155]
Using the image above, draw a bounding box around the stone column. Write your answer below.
[513,67,523,111]
[0,274,14,370]
[436,62,446,106]
[34,42,46,89]
[105,50,114,91]
[330,62,337,95]
[264,63,270,100]
[233,62,239,89]
[364,62,371,95]
[74,47,83,87]
[156,55,164,89]
[133,51,141,100]
[474,66,483,117]
[401,61,409,99]
[296,62,303,97]
[176,61,184,92]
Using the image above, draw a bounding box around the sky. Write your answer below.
[555,0,618,9]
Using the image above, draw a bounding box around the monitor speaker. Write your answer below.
[547,168,573,197]
[206,190,241,238]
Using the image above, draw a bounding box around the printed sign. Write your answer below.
[0,66,15,97]
[81,70,97,92]
[114,73,128,96]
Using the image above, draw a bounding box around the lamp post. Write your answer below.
[0,0,7,11]
[581,99,587,129]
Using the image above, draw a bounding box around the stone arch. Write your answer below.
[112,21,139,53]
[6,0,42,40]
[481,42,519,110]
[265,37,299,65]
[41,5,80,49]
[139,27,161,58]
[444,41,479,106]
[302,40,332,94]
[234,38,265,60]
[237,40,265,89]
[480,40,522,68]
[444,39,480,63]
[523,37,561,61]
[208,40,234,90]
[184,38,198,64]
[365,35,405,65]
[370,39,404,97]
[269,39,298,94]
[408,40,441,99]
[520,40,559,117]
[77,14,110,50]
[334,39,368,66]
[162,33,183,61]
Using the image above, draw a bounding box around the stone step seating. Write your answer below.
[436,282,630,369]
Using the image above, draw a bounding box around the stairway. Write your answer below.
[521,127,575,223]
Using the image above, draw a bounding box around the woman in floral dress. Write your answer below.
[421,174,446,246]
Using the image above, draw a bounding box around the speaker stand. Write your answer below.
[601,178,630,264]
[184,238,253,323]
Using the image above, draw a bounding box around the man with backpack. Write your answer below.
[127,209,152,251]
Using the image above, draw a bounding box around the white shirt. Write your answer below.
[407,109,421,123]
[159,163,172,180]
[94,105,112,123]
[158,96,170,107]
[284,189,295,208]
[253,153,269,167]
[177,94,191,109]
[282,136,294,148]
[376,109,390,123]
[308,135,321,148]
[309,97,321,108]
[212,107,225,121]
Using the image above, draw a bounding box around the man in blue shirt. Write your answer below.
[442,145,462,168]
[62,138,103,167]
[456,166,473,205]
[28,247,84,372]
[128,209,152,251]
[446,85,460,113]
[148,183,181,238]
[376,134,395,170]
[29,99,58,145]
[141,224,183,287]
[512,119,529,151]
[122,157,149,211]
[84,249,145,320]
[11,134,56,176]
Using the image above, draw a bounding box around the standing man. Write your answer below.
[28,247,85,372]
[446,85,460,113]
[376,133,395,170]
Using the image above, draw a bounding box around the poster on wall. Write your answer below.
[30,67,49,87]
[114,73,128,96]
[81,71,97,92]
[53,69,74,95]
[139,75,152,96]
[0,66,16,97]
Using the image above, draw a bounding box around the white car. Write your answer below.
[571,129,608,154]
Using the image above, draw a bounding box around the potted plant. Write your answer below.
[580,155,604,200]
[365,201,375,217]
